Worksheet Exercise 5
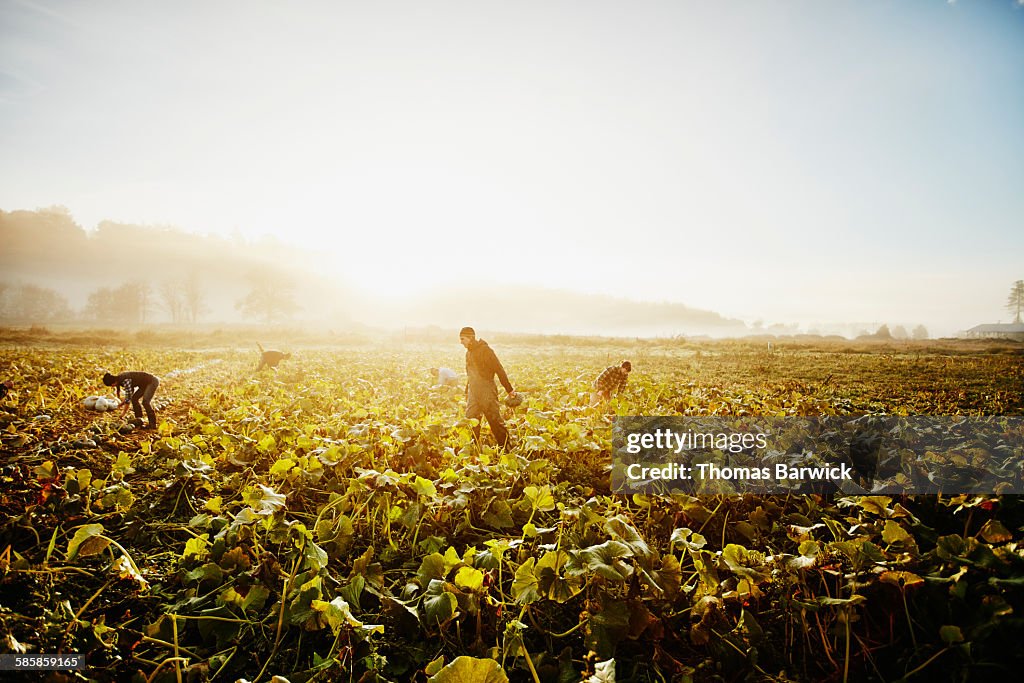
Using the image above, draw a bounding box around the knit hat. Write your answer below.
[459,327,476,337]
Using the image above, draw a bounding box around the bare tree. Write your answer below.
[85,287,116,322]
[160,281,186,323]
[912,324,929,340]
[182,271,208,324]
[86,281,154,324]
[236,267,300,324]
[1007,280,1024,324]
[135,281,154,324]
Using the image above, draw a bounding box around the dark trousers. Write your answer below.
[466,382,509,450]
[131,378,159,427]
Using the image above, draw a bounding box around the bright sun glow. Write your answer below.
[1,2,1022,336]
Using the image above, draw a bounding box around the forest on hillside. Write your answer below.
[0,208,755,337]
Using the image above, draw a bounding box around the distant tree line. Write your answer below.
[857,324,929,341]
[0,283,73,323]
[1,208,309,326]
[160,272,209,324]
[0,278,206,325]
[0,269,304,326]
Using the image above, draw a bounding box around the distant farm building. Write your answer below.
[962,323,1024,341]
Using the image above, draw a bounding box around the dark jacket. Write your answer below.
[465,340,513,393]
[113,371,159,397]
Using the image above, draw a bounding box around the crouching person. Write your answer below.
[590,360,631,407]
[103,371,160,429]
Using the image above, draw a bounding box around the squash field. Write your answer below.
[1,337,1022,682]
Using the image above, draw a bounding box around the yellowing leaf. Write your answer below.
[254,484,287,513]
[857,496,894,517]
[66,524,108,561]
[524,485,555,512]
[454,566,484,592]
[112,452,135,477]
[879,571,924,588]
[311,596,363,634]
[34,460,57,481]
[511,558,540,604]
[425,656,446,676]
[183,536,209,560]
[269,457,296,477]
[413,476,437,498]
[428,656,508,683]
[881,520,914,546]
[980,519,1013,544]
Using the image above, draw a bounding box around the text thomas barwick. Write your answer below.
[625,462,853,481]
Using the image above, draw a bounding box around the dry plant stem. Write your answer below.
[814,612,838,668]
[711,628,770,677]
[853,631,884,681]
[292,631,304,673]
[520,641,542,683]
[100,536,144,577]
[173,614,251,624]
[842,608,851,683]
[145,657,190,683]
[76,580,114,621]
[16,566,94,577]
[901,587,919,651]
[696,499,725,536]
[60,577,115,648]
[210,646,238,681]
[18,523,41,547]
[902,647,950,680]
[141,636,204,661]
[172,612,183,683]
[549,618,588,639]
[255,551,302,682]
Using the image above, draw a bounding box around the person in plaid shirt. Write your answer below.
[590,360,632,406]
[102,371,160,429]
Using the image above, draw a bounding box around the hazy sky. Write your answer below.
[2,0,1022,335]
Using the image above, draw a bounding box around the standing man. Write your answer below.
[590,360,632,406]
[460,327,517,449]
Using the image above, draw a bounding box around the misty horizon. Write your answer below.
[0,207,995,339]
[2,2,1023,337]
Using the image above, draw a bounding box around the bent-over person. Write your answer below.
[460,327,517,449]
[590,360,631,406]
[431,366,460,388]
[256,343,291,371]
[103,371,160,429]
